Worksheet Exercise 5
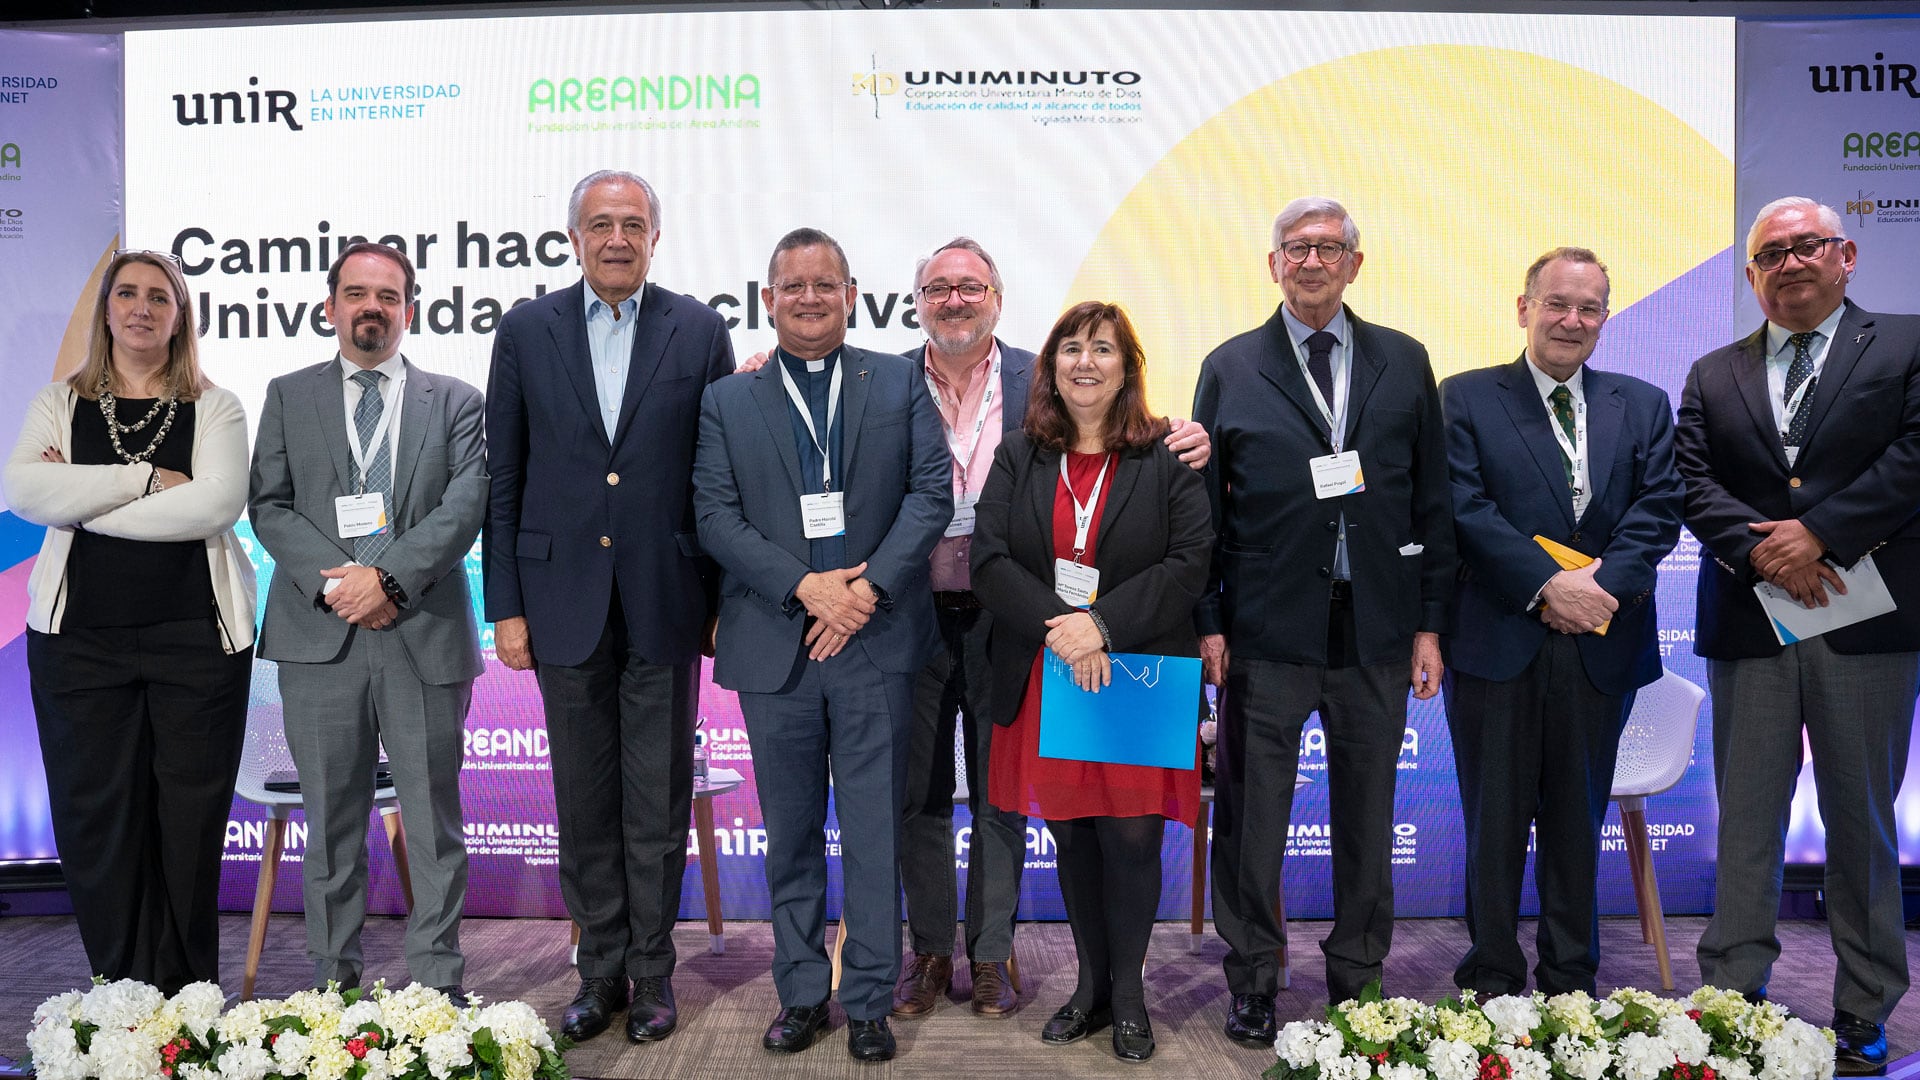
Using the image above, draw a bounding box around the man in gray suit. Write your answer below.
[250,242,488,997]
[694,228,950,1062]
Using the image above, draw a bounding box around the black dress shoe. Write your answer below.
[1833,1011,1889,1076]
[625,977,677,1043]
[433,985,469,1009]
[1039,1004,1112,1046]
[763,1002,831,1053]
[1224,992,1277,1047]
[561,976,629,1041]
[847,1018,896,1062]
[1111,1018,1155,1062]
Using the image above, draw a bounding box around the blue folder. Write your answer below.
[1038,652,1202,770]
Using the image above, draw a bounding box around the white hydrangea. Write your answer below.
[303,1037,355,1080]
[85,1025,158,1080]
[78,980,168,1034]
[1550,1032,1612,1080]
[382,983,462,1040]
[214,1001,270,1048]
[1544,991,1604,1039]
[385,1041,420,1075]
[173,983,227,1033]
[421,1029,474,1079]
[1318,1054,1374,1080]
[477,1000,555,1051]
[1378,1063,1426,1080]
[1614,1031,1677,1080]
[1506,1044,1553,1080]
[271,1030,313,1074]
[1658,1013,1712,1064]
[1436,1007,1494,1045]
[215,1043,274,1080]
[1709,1052,1757,1080]
[1277,1021,1330,1068]
[341,997,383,1030]
[1426,1038,1481,1080]
[1757,1019,1836,1080]
[1480,995,1542,1042]
[24,1018,86,1080]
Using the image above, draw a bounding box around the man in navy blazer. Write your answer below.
[1439,247,1682,998]
[1679,197,1920,1074]
[1195,198,1455,1040]
[694,228,950,1062]
[484,170,734,1044]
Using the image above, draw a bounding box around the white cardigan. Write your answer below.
[3,382,258,652]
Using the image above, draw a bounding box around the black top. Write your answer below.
[63,396,214,629]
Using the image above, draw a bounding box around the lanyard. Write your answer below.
[1060,452,1112,563]
[777,355,843,491]
[346,369,400,495]
[1297,338,1346,451]
[1546,390,1588,495]
[925,347,1001,488]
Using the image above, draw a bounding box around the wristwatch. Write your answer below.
[374,567,408,607]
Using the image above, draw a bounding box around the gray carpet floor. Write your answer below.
[1,913,1915,1078]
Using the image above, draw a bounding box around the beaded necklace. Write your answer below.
[96,371,180,464]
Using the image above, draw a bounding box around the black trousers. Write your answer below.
[539,593,698,980]
[29,617,251,993]
[1443,634,1631,996]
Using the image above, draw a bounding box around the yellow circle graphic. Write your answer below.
[1066,45,1731,414]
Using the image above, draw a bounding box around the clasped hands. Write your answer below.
[1748,518,1844,607]
[798,562,879,662]
[1045,610,1110,692]
[1538,558,1616,635]
[321,565,397,630]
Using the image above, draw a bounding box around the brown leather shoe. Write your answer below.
[969,961,1017,1016]
[890,953,952,1018]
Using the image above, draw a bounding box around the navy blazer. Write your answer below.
[1676,300,1920,660]
[902,338,1037,438]
[483,280,734,667]
[1441,356,1683,696]
[1192,304,1455,665]
[970,434,1213,728]
[693,344,952,693]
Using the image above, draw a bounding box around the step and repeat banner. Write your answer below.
[0,29,121,867]
[112,8,1739,923]
[1736,17,1920,872]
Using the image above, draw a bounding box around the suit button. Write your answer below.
[1318,567,1331,578]
[1325,521,1337,532]
[1789,477,1802,488]
[607,472,620,486]
[599,536,612,548]
[1571,532,1583,542]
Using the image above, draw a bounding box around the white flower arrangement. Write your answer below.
[1267,984,1837,1080]
[27,979,570,1080]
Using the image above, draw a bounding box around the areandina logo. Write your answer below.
[527,73,762,113]
[0,141,18,170]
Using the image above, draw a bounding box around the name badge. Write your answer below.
[1053,558,1100,608]
[801,491,847,539]
[1309,450,1365,500]
[944,491,980,538]
[335,492,387,538]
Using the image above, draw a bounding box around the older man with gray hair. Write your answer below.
[1679,195,1920,1075]
[1193,197,1453,1041]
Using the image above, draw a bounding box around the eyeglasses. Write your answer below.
[1277,240,1353,265]
[772,280,853,298]
[917,282,996,305]
[113,248,184,268]
[1749,236,1846,272]
[1526,297,1609,324]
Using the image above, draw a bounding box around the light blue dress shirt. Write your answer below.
[584,284,643,440]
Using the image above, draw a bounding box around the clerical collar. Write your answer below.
[778,347,841,376]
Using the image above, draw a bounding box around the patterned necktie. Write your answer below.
[1549,384,1578,490]
[350,369,394,565]
[1783,331,1816,450]
[1304,330,1338,422]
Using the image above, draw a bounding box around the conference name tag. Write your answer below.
[1053,558,1100,608]
[800,491,847,539]
[335,492,387,538]
[944,491,980,538]
[1309,450,1365,500]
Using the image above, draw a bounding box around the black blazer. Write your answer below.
[1191,304,1455,665]
[970,433,1214,727]
[1676,299,1920,659]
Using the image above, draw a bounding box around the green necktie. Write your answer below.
[1549,384,1577,490]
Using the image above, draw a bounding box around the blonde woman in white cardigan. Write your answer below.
[3,249,255,993]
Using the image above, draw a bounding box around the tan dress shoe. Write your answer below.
[890,952,952,1018]
[970,961,1017,1015]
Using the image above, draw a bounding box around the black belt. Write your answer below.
[934,590,982,610]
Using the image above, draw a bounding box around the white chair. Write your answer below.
[232,661,411,1001]
[1609,667,1705,991]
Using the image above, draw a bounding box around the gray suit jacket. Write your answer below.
[250,357,488,685]
[693,344,952,693]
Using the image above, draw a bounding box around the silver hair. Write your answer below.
[913,236,1004,293]
[1271,196,1360,251]
[1746,196,1845,255]
[567,170,662,235]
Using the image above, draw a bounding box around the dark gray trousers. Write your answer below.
[900,605,1026,962]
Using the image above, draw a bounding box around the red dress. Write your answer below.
[986,451,1201,826]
